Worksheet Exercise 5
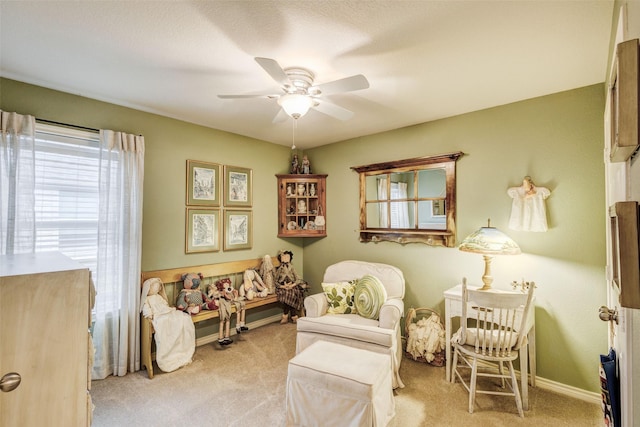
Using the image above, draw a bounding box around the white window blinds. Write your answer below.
[33,123,100,273]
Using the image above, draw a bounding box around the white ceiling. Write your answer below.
[0,1,614,149]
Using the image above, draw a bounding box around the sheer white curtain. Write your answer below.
[0,111,36,254]
[377,178,388,227]
[391,182,410,228]
[377,178,409,228]
[91,130,145,379]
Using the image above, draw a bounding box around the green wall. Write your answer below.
[1,78,607,393]
[305,84,607,393]
[0,77,302,333]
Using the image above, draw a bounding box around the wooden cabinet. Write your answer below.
[277,174,327,237]
[0,252,93,427]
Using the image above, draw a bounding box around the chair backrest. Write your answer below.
[460,278,535,356]
[323,260,405,299]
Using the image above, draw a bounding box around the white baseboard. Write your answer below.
[534,376,601,404]
[196,314,282,347]
[195,324,598,404]
[446,357,600,405]
[405,318,603,404]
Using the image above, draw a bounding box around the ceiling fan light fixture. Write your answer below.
[278,93,313,119]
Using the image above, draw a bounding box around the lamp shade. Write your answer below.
[277,94,313,119]
[458,226,521,255]
[459,224,520,290]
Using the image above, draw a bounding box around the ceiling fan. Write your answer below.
[218,57,369,122]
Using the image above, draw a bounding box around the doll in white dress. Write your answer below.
[507,176,550,232]
[140,278,195,372]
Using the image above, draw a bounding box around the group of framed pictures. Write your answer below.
[185,160,252,253]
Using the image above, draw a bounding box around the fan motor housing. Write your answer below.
[284,67,315,93]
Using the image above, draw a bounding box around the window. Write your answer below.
[33,123,100,275]
[352,152,463,247]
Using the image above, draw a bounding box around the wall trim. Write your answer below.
[196,314,282,347]
[534,376,601,404]
[455,358,600,404]
[198,319,599,405]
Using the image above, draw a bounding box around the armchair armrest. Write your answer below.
[304,293,328,318]
[379,298,404,330]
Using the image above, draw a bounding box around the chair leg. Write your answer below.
[508,361,524,418]
[451,348,459,384]
[498,361,506,388]
[469,359,478,414]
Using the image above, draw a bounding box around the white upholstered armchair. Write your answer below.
[295,260,405,388]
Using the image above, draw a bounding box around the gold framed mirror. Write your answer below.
[351,152,463,247]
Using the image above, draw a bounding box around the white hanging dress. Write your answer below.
[507,185,551,232]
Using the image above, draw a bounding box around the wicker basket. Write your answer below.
[404,307,446,366]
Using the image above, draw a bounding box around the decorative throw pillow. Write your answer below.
[354,275,387,320]
[322,280,358,314]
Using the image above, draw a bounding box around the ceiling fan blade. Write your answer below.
[312,100,354,121]
[313,74,369,95]
[255,57,292,88]
[272,108,289,123]
[218,93,280,99]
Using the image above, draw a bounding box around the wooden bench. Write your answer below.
[140,257,280,379]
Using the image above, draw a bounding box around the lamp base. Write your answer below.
[479,254,494,291]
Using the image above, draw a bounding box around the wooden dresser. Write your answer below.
[0,252,94,427]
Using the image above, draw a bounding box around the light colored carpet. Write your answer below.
[90,321,602,426]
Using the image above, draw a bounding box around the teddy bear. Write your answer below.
[239,269,269,300]
[176,272,217,315]
[206,278,248,346]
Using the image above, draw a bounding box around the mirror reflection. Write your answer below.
[352,152,462,247]
[364,169,446,230]
[418,169,446,198]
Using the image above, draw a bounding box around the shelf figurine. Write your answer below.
[301,155,311,174]
[290,154,299,174]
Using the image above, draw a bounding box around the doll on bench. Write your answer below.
[207,278,247,346]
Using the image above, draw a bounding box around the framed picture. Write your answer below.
[186,160,220,207]
[224,165,252,207]
[432,200,445,217]
[185,208,220,253]
[223,209,252,251]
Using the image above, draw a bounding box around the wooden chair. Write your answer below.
[451,278,535,417]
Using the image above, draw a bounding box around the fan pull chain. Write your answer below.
[291,118,297,150]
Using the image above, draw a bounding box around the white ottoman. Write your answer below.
[286,340,395,427]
